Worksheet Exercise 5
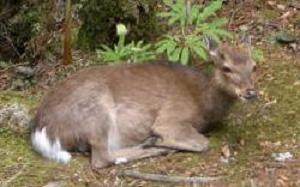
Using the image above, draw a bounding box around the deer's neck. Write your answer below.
[201,75,237,123]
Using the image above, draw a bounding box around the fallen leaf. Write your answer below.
[277,4,286,10]
[280,11,291,19]
[279,174,288,181]
[240,139,245,146]
[293,81,300,86]
[267,1,276,6]
[221,144,231,158]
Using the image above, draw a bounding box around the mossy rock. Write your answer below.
[77,0,160,50]
[0,91,40,134]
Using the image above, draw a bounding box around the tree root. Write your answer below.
[0,166,25,187]
[118,170,225,184]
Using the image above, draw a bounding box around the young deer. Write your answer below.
[31,39,257,169]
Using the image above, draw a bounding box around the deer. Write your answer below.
[31,38,257,169]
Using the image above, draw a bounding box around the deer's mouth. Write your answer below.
[236,89,258,101]
[238,93,257,101]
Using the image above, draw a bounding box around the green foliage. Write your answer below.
[251,48,264,63]
[0,61,10,69]
[156,0,232,65]
[97,24,156,64]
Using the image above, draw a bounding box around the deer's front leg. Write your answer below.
[111,145,174,165]
[152,122,209,152]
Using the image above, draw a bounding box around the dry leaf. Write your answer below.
[277,4,286,10]
[279,175,288,181]
[221,144,231,158]
[280,11,291,19]
[293,81,300,86]
[240,139,245,146]
[267,1,276,6]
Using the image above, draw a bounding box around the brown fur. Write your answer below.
[33,44,257,169]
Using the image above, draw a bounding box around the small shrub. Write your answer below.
[156,0,232,65]
[252,48,264,63]
[96,24,156,64]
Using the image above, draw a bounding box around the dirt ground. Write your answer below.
[0,1,299,186]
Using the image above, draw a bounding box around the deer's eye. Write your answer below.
[219,52,225,60]
[222,66,232,73]
[252,65,257,72]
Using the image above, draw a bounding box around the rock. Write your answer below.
[0,103,30,128]
[43,181,66,187]
[239,25,249,31]
[275,32,297,44]
[15,66,35,77]
[289,43,297,51]
[272,152,293,162]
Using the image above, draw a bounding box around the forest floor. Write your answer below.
[0,1,299,187]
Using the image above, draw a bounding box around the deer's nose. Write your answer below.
[244,89,257,100]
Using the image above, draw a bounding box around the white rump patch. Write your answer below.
[114,157,128,164]
[31,127,71,164]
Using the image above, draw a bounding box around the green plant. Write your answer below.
[97,24,156,64]
[251,48,264,63]
[156,0,232,65]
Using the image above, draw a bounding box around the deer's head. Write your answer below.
[208,37,257,101]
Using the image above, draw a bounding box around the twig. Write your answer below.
[228,0,247,30]
[0,62,31,73]
[0,166,25,187]
[118,170,225,184]
[228,6,241,28]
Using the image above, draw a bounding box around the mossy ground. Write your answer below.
[0,44,299,187]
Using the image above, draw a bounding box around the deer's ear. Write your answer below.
[204,37,225,66]
[241,34,252,48]
[204,37,219,57]
[240,34,253,57]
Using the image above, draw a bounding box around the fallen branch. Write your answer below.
[0,166,25,187]
[118,170,225,184]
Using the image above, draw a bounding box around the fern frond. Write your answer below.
[209,18,228,28]
[180,47,189,65]
[197,0,222,23]
[169,47,182,62]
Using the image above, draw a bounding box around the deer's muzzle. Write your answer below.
[243,89,257,100]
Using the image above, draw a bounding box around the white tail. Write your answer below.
[31,127,71,164]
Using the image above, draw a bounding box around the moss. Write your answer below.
[259,9,281,20]
[0,91,39,110]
